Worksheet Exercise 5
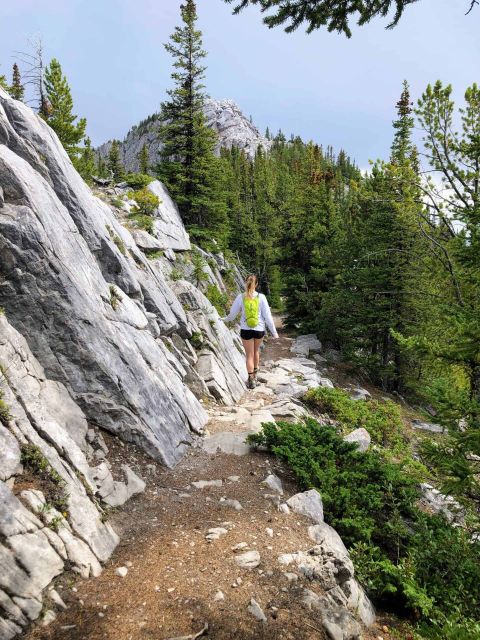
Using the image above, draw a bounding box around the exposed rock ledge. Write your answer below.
[0,86,248,637]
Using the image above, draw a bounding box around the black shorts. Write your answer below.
[240,329,265,340]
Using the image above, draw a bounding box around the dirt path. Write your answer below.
[26,321,387,640]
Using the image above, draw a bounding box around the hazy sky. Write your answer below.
[1,0,478,168]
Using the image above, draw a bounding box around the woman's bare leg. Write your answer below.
[242,338,255,376]
[253,337,263,372]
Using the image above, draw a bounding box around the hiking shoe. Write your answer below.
[247,376,255,390]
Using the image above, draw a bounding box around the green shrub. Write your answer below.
[128,213,154,234]
[110,196,124,209]
[248,418,417,546]
[113,235,126,255]
[145,249,163,260]
[124,173,154,189]
[129,188,159,215]
[170,267,183,281]
[191,250,208,285]
[0,391,10,426]
[248,417,480,629]
[21,444,70,514]
[205,284,228,315]
[109,285,122,310]
[190,331,204,350]
[304,386,406,450]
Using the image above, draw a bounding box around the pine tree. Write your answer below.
[107,140,125,181]
[42,58,86,161]
[96,155,109,179]
[138,143,150,174]
[75,137,96,182]
[157,0,228,247]
[315,82,423,391]
[0,74,8,91]
[10,63,24,101]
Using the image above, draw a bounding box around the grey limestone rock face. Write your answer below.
[0,87,207,467]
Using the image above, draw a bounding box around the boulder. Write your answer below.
[287,490,324,524]
[290,334,323,358]
[412,419,444,433]
[349,387,371,401]
[343,428,371,453]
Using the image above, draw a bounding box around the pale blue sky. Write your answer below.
[0,0,478,168]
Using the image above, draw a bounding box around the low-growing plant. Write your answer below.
[205,284,228,315]
[145,249,163,260]
[124,173,154,189]
[190,331,204,350]
[128,187,159,215]
[21,444,70,515]
[248,419,417,546]
[191,250,208,286]
[110,196,124,209]
[304,387,406,451]
[248,417,480,631]
[49,515,64,532]
[128,212,154,234]
[112,234,126,255]
[109,285,122,310]
[170,267,183,281]
[0,391,10,426]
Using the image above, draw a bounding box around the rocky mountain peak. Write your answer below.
[97,97,271,172]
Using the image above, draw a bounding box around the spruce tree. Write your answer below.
[107,140,125,182]
[138,143,150,174]
[42,58,86,161]
[96,155,109,179]
[157,0,228,247]
[10,63,24,101]
[76,137,96,182]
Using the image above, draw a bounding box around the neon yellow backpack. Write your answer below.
[244,295,260,328]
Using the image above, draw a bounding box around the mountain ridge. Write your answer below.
[96,97,272,172]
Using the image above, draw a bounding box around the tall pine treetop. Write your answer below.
[391,80,415,165]
[157,0,228,245]
[42,58,86,159]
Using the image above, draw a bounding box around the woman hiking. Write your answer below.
[222,275,278,389]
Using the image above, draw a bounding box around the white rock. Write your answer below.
[235,550,261,569]
[220,498,243,511]
[262,474,283,495]
[41,610,57,627]
[49,588,67,610]
[192,479,223,489]
[213,590,225,602]
[286,490,324,524]
[290,334,322,358]
[115,566,128,578]
[343,428,371,453]
[247,598,267,623]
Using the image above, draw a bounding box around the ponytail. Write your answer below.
[245,274,257,299]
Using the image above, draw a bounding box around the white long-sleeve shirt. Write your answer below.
[222,292,278,337]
